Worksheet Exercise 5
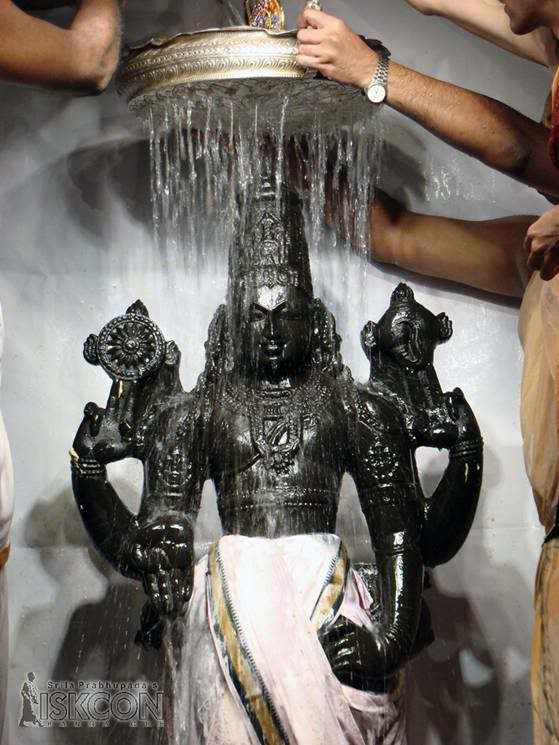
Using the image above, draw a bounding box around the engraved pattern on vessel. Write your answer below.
[118,33,303,102]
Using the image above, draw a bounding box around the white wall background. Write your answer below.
[1,1,553,743]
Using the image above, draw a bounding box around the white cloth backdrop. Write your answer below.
[0,1,552,743]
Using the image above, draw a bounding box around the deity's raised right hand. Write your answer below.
[72,379,138,464]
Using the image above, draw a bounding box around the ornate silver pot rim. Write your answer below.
[116,27,379,132]
[117,27,309,106]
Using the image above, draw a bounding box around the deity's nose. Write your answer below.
[264,312,280,339]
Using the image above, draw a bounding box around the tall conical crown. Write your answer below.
[228,176,314,309]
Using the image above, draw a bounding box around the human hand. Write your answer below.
[296,9,378,89]
[131,518,194,618]
[524,206,559,281]
[72,379,139,464]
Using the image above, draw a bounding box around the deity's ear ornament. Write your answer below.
[360,320,379,358]
[202,304,233,385]
[311,299,343,376]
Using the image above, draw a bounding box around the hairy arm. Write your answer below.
[371,190,533,297]
[0,0,123,92]
[297,10,559,197]
[406,0,558,67]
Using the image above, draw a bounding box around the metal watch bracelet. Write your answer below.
[364,53,389,103]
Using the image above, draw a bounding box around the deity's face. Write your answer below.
[501,0,553,34]
[236,284,314,380]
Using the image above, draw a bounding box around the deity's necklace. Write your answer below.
[223,370,331,474]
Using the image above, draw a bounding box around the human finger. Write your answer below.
[540,249,559,281]
[297,27,324,44]
[297,42,332,61]
[299,7,327,28]
[296,53,326,71]
[297,12,309,29]
[527,246,545,271]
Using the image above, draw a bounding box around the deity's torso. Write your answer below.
[206,370,352,538]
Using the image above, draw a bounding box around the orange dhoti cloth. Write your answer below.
[520,274,559,744]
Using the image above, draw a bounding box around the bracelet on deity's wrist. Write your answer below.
[70,449,106,478]
[449,437,483,461]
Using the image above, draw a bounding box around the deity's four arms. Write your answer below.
[71,182,482,689]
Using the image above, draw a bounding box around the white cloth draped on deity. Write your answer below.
[173,533,405,745]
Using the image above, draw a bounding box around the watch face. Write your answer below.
[367,84,386,104]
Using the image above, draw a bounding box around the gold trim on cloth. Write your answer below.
[207,543,287,745]
[310,542,349,632]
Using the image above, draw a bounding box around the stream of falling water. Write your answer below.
[147,96,384,288]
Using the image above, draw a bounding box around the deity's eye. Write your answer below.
[250,306,266,323]
[278,307,302,320]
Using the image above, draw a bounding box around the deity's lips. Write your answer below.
[260,342,285,358]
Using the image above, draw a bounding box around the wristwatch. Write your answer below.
[364,53,390,104]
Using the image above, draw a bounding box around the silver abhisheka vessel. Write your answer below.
[117,20,376,130]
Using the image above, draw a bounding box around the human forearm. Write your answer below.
[69,0,122,90]
[297,9,559,196]
[370,190,534,297]
[406,0,554,66]
[387,62,557,192]
[0,0,122,92]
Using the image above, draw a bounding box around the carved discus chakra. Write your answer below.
[83,304,166,382]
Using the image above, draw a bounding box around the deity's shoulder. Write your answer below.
[353,383,408,438]
[140,389,201,457]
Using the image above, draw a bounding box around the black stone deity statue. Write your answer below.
[70,178,483,742]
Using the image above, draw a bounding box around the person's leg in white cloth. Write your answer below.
[0,307,14,745]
